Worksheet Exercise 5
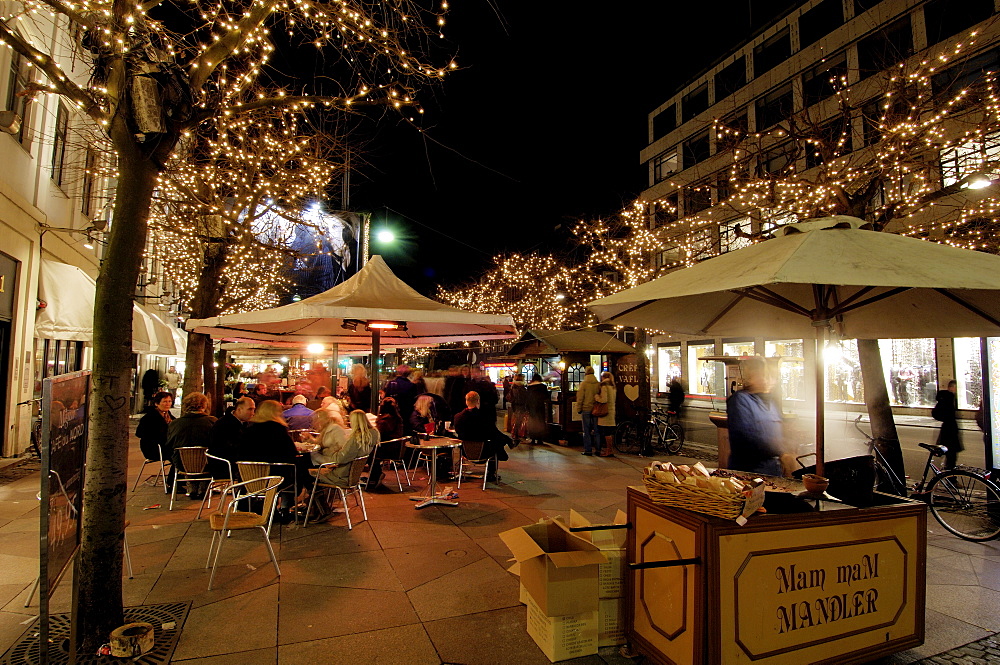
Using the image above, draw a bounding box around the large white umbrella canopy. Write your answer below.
[589,216,1000,339]
[186,255,516,345]
[587,216,1000,477]
[187,255,517,411]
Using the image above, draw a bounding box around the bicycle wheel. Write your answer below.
[659,423,683,455]
[927,470,1000,542]
[614,422,641,455]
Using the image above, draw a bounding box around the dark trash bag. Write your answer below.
[793,455,876,506]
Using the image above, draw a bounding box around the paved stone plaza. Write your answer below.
[0,426,998,664]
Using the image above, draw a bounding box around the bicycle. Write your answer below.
[614,405,685,456]
[850,416,1000,542]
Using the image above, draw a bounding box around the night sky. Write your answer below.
[346,1,801,294]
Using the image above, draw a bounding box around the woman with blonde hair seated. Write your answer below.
[311,409,380,485]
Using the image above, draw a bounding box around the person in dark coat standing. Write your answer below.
[135,391,174,492]
[508,374,528,443]
[141,368,162,409]
[347,364,373,413]
[525,375,549,445]
[383,365,418,427]
[934,380,963,469]
[166,392,217,499]
[468,366,500,426]
[444,365,471,421]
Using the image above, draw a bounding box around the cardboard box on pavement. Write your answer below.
[564,509,628,599]
[525,592,598,662]
[598,597,626,647]
[499,519,608,617]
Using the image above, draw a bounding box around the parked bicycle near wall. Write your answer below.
[614,404,685,456]
[803,416,1000,542]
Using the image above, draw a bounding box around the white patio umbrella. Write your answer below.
[588,216,1000,475]
[187,255,517,410]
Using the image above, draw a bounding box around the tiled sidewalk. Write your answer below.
[0,428,998,664]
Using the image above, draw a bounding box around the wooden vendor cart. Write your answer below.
[625,485,926,665]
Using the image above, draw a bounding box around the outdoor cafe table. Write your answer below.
[406,437,462,509]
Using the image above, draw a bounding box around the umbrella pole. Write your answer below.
[814,326,826,478]
[330,344,339,397]
[370,329,380,413]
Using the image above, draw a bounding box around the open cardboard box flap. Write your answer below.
[500,519,608,568]
[566,510,628,549]
[547,550,608,568]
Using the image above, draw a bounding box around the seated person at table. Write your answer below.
[241,400,309,508]
[166,392,217,500]
[310,409,380,486]
[208,397,255,477]
[283,394,315,432]
[367,399,405,489]
[410,394,440,436]
[316,396,347,429]
[454,391,511,480]
[249,382,273,406]
[136,391,174,493]
[726,356,785,477]
[308,409,350,462]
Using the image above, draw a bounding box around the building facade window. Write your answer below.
[657,345,682,393]
[940,131,1000,188]
[760,141,796,175]
[6,51,33,149]
[754,27,791,78]
[799,0,844,49]
[652,104,676,140]
[682,131,710,168]
[755,83,793,131]
[717,110,747,151]
[924,0,994,46]
[854,0,886,14]
[688,343,720,396]
[766,339,805,401]
[931,46,1000,102]
[719,217,752,254]
[683,183,711,215]
[81,147,97,216]
[51,103,69,186]
[652,193,678,228]
[858,15,914,79]
[802,51,849,108]
[682,82,709,122]
[715,57,747,100]
[653,150,679,183]
[805,116,853,168]
[882,338,937,407]
[953,338,983,410]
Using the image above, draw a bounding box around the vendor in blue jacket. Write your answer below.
[727,356,785,476]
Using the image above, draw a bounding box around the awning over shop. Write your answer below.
[35,260,181,356]
[505,329,636,358]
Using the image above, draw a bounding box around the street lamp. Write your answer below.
[376,229,395,244]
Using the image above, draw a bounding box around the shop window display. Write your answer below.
[954,338,983,409]
[766,339,805,401]
[722,341,754,357]
[688,343,720,396]
[658,346,682,393]
[881,338,937,407]
[824,339,864,403]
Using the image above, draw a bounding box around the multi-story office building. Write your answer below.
[639,0,1000,430]
[0,15,182,457]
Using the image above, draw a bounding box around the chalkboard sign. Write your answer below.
[38,370,90,663]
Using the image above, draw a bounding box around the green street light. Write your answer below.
[376,229,395,244]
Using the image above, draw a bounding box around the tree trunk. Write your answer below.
[77,145,158,652]
[203,337,216,409]
[182,331,206,395]
[215,349,228,416]
[857,338,906,494]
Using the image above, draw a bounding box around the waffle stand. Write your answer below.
[580,218,1000,664]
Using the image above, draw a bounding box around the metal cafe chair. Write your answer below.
[169,447,232,516]
[236,461,299,529]
[457,440,497,490]
[304,456,369,529]
[363,436,412,491]
[131,443,170,492]
[205,475,283,590]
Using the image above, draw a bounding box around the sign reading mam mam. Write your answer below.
[720,528,919,663]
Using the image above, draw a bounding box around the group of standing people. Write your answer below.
[574,367,617,456]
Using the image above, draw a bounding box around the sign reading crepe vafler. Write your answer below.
[731,538,908,658]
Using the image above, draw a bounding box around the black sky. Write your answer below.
[347,1,801,294]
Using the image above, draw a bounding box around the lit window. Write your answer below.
[720,218,752,254]
[940,131,1000,188]
[653,150,679,183]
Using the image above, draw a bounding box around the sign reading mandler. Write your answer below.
[40,371,90,597]
[729,537,910,660]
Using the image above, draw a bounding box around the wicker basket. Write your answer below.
[642,471,746,520]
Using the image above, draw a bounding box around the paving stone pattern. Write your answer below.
[913,634,1000,664]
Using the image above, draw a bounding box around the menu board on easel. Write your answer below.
[38,370,90,664]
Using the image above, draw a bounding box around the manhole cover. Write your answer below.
[445,549,468,558]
